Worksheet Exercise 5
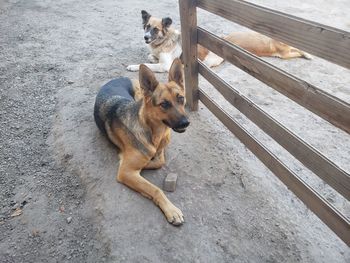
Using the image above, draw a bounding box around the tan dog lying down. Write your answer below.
[127,10,311,72]
[197,31,312,67]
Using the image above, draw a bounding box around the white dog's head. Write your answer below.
[141,10,172,45]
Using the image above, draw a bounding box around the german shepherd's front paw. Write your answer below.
[126,64,139,71]
[163,203,184,226]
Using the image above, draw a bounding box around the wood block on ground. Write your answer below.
[163,173,178,192]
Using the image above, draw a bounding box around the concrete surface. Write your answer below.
[0,0,349,262]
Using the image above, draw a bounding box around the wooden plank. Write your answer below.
[179,0,199,111]
[199,88,350,246]
[197,27,350,134]
[199,62,350,200]
[197,0,350,69]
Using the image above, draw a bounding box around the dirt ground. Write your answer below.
[0,0,349,262]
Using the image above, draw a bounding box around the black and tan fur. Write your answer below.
[94,58,189,225]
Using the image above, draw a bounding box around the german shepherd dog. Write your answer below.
[94,58,188,225]
[127,10,311,72]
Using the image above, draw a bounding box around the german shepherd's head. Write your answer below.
[141,10,172,45]
[139,58,189,133]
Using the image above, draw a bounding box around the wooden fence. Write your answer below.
[179,0,350,246]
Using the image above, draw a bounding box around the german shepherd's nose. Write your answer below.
[172,116,190,133]
[177,116,190,129]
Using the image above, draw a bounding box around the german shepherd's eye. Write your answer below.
[146,24,151,30]
[177,96,184,105]
[153,28,159,34]
[160,100,172,110]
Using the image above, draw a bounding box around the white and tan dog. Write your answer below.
[127,10,183,73]
[127,10,311,73]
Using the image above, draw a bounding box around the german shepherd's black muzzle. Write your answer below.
[163,116,190,133]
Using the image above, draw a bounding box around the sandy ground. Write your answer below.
[0,0,349,262]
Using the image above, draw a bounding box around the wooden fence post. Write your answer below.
[178,0,350,246]
[179,0,199,111]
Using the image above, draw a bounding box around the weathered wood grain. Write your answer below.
[179,0,199,110]
[199,88,350,246]
[198,27,350,134]
[197,0,350,69]
[199,61,350,200]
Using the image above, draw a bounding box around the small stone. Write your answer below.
[20,200,28,208]
[31,229,40,237]
[10,208,22,217]
[66,217,72,224]
[163,173,178,192]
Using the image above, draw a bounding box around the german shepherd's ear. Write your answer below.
[162,17,172,29]
[141,10,151,27]
[168,58,184,89]
[139,64,159,95]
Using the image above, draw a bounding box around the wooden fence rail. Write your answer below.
[197,0,350,69]
[197,27,350,135]
[199,61,350,200]
[199,89,350,245]
[179,0,350,246]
